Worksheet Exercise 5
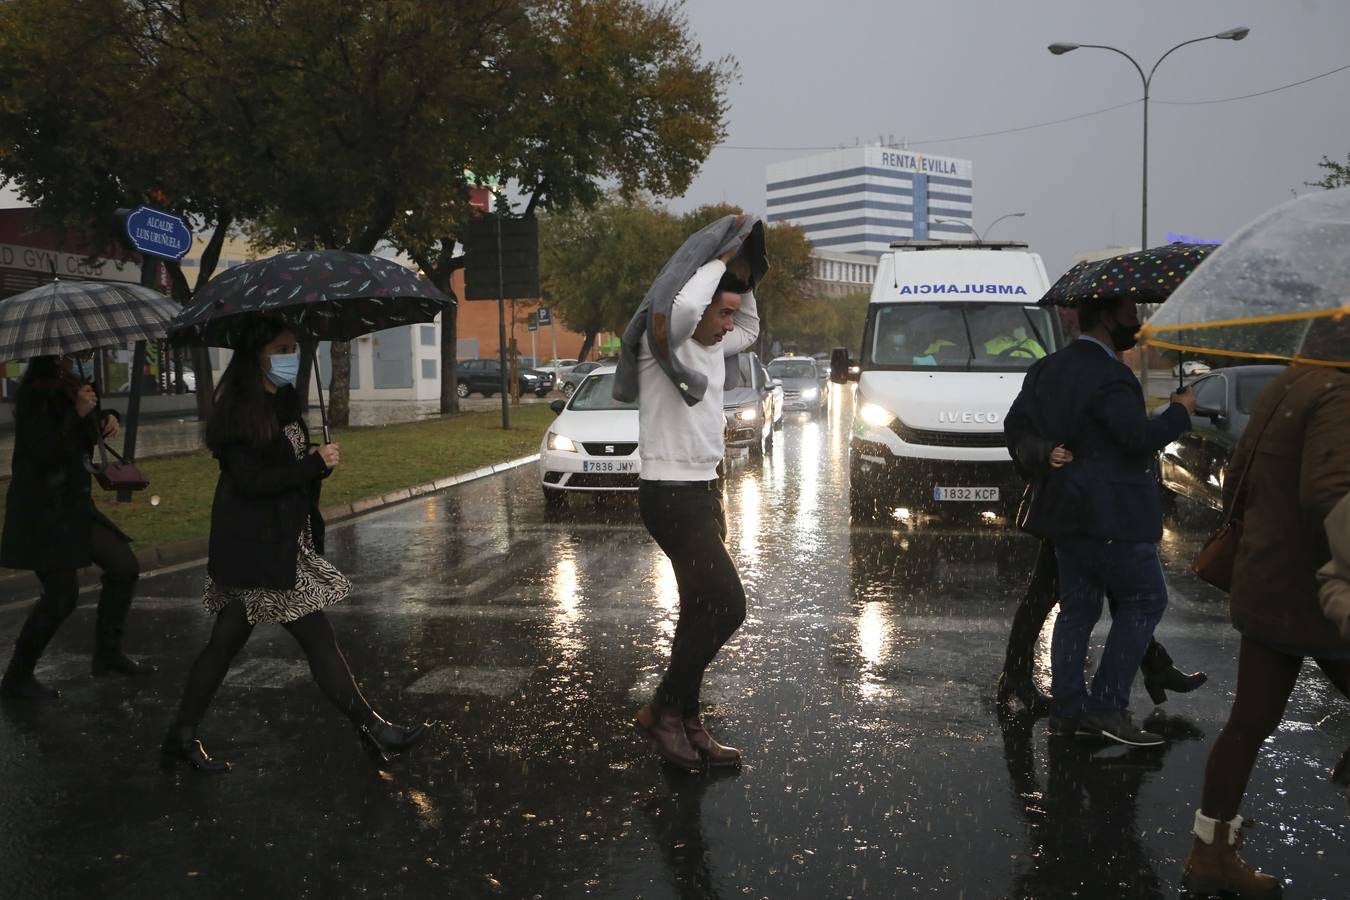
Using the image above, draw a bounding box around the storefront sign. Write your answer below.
[0,242,141,281]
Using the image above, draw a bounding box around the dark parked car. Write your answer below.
[1157,365,1286,511]
[456,358,554,398]
[767,356,828,418]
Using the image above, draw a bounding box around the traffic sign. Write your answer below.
[123,207,191,260]
[527,312,538,333]
[537,307,552,326]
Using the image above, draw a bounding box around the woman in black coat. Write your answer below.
[1,354,150,700]
[162,316,426,773]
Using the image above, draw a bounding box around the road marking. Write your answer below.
[223,658,310,688]
[405,665,533,698]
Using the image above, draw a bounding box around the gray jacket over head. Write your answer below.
[613,214,768,406]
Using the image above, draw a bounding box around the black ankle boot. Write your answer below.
[92,650,157,677]
[358,716,429,763]
[997,671,1051,715]
[160,726,230,774]
[1142,665,1208,705]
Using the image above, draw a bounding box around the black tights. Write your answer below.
[1200,636,1350,820]
[173,601,373,729]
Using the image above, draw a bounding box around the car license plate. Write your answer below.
[583,460,636,473]
[933,485,999,502]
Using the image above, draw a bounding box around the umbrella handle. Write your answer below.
[312,349,331,444]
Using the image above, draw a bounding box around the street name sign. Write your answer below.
[124,207,192,260]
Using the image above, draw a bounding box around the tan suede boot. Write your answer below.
[1181,813,1281,899]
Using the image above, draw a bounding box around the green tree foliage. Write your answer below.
[1308,154,1350,190]
[539,196,684,361]
[0,0,733,426]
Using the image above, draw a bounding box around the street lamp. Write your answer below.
[932,216,979,241]
[1047,27,1249,251]
[980,212,1026,241]
[932,213,1027,243]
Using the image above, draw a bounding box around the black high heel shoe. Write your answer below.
[160,727,231,774]
[1143,665,1208,705]
[358,717,430,763]
[997,672,1051,715]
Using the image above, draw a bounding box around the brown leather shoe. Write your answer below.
[684,715,741,767]
[635,703,701,772]
[1181,819,1281,899]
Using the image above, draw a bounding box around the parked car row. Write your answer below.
[455,358,555,398]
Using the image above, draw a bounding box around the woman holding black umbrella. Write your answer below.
[161,316,426,772]
[0,354,150,699]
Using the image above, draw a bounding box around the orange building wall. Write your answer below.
[450,268,598,362]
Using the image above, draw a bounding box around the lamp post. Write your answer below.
[1048,27,1249,252]
[932,212,1027,243]
[980,212,1026,242]
[1049,27,1248,388]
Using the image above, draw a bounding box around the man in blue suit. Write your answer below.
[1006,297,1195,746]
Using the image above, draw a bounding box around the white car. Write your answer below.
[1173,360,1212,378]
[539,366,639,508]
[541,358,580,381]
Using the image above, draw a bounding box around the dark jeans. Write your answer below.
[1051,536,1169,718]
[4,519,140,679]
[1002,538,1177,687]
[639,481,747,717]
[173,601,373,728]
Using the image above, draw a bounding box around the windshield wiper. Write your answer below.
[1021,306,1049,355]
[959,309,977,372]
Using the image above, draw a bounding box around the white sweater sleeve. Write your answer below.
[667,260,728,346]
[722,288,760,356]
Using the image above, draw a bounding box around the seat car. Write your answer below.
[539,366,639,508]
[455,357,554,398]
[1157,365,1285,511]
[560,360,604,397]
[723,351,779,460]
[768,356,827,418]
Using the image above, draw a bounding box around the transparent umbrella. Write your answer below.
[1140,186,1350,366]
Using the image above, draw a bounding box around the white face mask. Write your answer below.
[266,352,300,387]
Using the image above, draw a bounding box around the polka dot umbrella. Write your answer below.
[1039,243,1218,309]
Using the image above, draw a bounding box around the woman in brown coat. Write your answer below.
[1182,364,1350,898]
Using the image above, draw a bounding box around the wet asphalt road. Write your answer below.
[1,389,1346,899]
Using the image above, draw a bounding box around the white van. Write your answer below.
[830,241,1061,525]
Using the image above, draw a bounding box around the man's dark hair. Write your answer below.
[717,269,752,295]
[1077,298,1124,333]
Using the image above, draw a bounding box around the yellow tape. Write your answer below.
[1143,337,1348,367]
[1140,305,1350,335]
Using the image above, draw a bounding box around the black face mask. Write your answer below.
[1108,322,1139,352]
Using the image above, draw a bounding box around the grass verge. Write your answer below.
[0,403,553,548]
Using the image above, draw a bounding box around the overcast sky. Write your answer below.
[672,0,1350,276]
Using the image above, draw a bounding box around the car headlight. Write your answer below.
[523,373,539,381]
[800,387,819,401]
[858,401,896,428]
[735,405,759,422]
[547,432,577,452]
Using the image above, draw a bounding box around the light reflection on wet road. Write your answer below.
[1,386,1346,898]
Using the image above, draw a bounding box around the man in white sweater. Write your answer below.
[634,245,759,771]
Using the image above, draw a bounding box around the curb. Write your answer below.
[0,453,540,598]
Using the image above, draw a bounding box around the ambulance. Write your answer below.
[831,240,1061,525]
